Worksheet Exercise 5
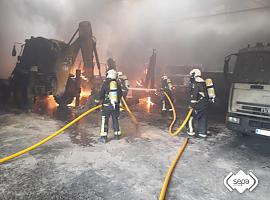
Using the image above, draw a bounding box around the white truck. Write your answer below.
[224,42,270,136]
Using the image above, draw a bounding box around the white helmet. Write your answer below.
[189,69,201,77]
[117,71,123,77]
[162,75,168,80]
[107,69,117,79]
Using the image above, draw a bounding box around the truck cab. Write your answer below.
[224,43,270,136]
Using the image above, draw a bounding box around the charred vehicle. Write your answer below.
[224,43,270,136]
[9,21,101,109]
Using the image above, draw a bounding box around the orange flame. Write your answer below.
[139,96,155,113]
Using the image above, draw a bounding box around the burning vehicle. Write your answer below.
[8,21,102,109]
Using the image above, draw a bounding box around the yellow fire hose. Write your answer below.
[121,97,138,125]
[0,105,102,164]
[159,92,192,199]
[163,92,193,136]
[159,137,189,200]
[0,98,138,164]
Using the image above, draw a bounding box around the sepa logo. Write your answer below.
[224,170,258,193]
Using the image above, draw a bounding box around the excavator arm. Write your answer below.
[54,21,101,96]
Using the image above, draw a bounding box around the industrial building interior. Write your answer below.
[0,0,270,199]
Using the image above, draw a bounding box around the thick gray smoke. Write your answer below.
[0,0,270,79]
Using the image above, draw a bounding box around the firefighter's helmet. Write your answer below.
[161,75,168,80]
[107,69,117,80]
[189,69,201,77]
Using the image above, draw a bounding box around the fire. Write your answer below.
[33,95,58,116]
[146,97,154,106]
[139,96,155,113]
[80,74,88,81]
[136,80,143,87]
[68,88,91,107]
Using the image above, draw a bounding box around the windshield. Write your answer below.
[233,51,270,84]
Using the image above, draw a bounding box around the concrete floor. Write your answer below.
[0,106,270,200]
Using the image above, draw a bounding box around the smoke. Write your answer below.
[0,0,270,79]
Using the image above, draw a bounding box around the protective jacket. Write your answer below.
[190,77,209,112]
[118,75,129,94]
[161,78,173,93]
[99,78,122,107]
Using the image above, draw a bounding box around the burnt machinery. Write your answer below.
[144,49,156,89]
[9,21,101,109]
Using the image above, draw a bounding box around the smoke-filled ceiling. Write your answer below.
[0,0,270,78]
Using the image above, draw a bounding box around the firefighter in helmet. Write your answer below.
[187,69,212,138]
[160,75,173,113]
[96,69,122,143]
[117,71,129,100]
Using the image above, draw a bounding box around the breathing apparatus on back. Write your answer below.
[189,69,216,103]
[161,75,173,91]
[107,69,118,108]
[205,78,216,103]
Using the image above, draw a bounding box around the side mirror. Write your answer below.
[12,45,17,56]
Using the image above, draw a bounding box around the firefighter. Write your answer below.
[160,75,173,113]
[187,69,210,138]
[117,71,129,100]
[97,69,122,143]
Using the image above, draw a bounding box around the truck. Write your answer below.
[224,42,270,136]
[9,21,101,109]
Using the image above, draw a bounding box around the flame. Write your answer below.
[136,80,143,87]
[139,96,155,113]
[147,97,154,106]
[68,88,91,107]
[33,95,58,116]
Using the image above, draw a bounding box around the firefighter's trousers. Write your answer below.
[162,91,173,111]
[100,104,121,137]
[188,108,208,135]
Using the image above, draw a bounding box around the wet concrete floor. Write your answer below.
[0,104,270,200]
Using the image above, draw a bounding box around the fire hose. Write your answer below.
[0,105,102,164]
[159,137,189,200]
[0,99,138,164]
[121,97,138,125]
[163,91,193,136]
[159,92,192,199]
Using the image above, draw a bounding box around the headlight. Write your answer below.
[227,116,240,124]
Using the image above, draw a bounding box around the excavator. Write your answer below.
[9,21,102,109]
